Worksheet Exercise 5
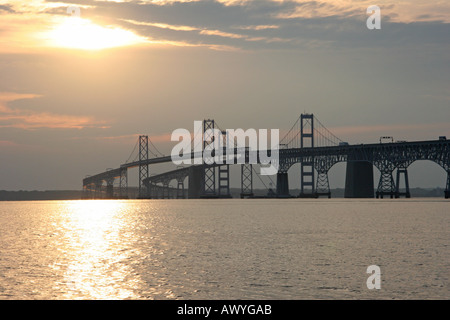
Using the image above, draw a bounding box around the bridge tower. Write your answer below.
[138,135,150,199]
[202,119,217,198]
[218,130,231,198]
[299,114,316,198]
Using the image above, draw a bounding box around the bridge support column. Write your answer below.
[83,184,93,199]
[119,168,128,199]
[143,181,152,199]
[344,161,374,198]
[188,166,203,199]
[376,173,395,198]
[240,164,253,198]
[395,166,411,198]
[202,165,217,198]
[151,184,161,199]
[150,184,156,199]
[94,181,103,199]
[276,172,290,197]
[375,160,396,199]
[316,172,331,198]
[445,170,450,199]
[299,161,315,197]
[106,177,114,199]
[315,157,333,198]
[162,181,170,199]
[177,178,185,199]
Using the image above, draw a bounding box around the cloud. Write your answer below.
[0,139,18,147]
[234,24,279,30]
[0,92,107,130]
[0,4,15,13]
[122,19,200,32]
[200,29,246,39]
[2,0,449,53]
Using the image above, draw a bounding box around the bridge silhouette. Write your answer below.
[83,114,450,200]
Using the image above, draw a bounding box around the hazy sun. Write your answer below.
[46,17,146,50]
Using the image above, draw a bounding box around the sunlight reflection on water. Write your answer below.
[57,201,139,299]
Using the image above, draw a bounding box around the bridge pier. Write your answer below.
[119,168,128,199]
[276,172,290,197]
[106,177,114,199]
[376,173,396,199]
[94,181,103,199]
[162,181,170,199]
[177,178,185,199]
[374,159,396,199]
[153,184,161,199]
[315,156,335,198]
[154,185,161,199]
[83,184,92,199]
[395,166,411,198]
[316,172,331,198]
[188,166,203,199]
[344,161,374,198]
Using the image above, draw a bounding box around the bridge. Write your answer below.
[83,114,450,200]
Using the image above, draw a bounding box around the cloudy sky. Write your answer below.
[0,0,449,191]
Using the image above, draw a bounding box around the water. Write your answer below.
[0,199,448,300]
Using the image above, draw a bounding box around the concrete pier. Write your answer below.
[345,161,374,198]
[276,172,290,197]
[188,166,203,199]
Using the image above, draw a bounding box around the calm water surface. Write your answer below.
[0,199,448,299]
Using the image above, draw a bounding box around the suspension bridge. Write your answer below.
[82,114,450,200]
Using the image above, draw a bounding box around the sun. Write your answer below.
[45,17,146,50]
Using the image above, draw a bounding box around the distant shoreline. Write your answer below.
[0,188,446,201]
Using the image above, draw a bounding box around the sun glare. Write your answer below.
[46,17,146,50]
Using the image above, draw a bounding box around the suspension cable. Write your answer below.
[124,138,138,163]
